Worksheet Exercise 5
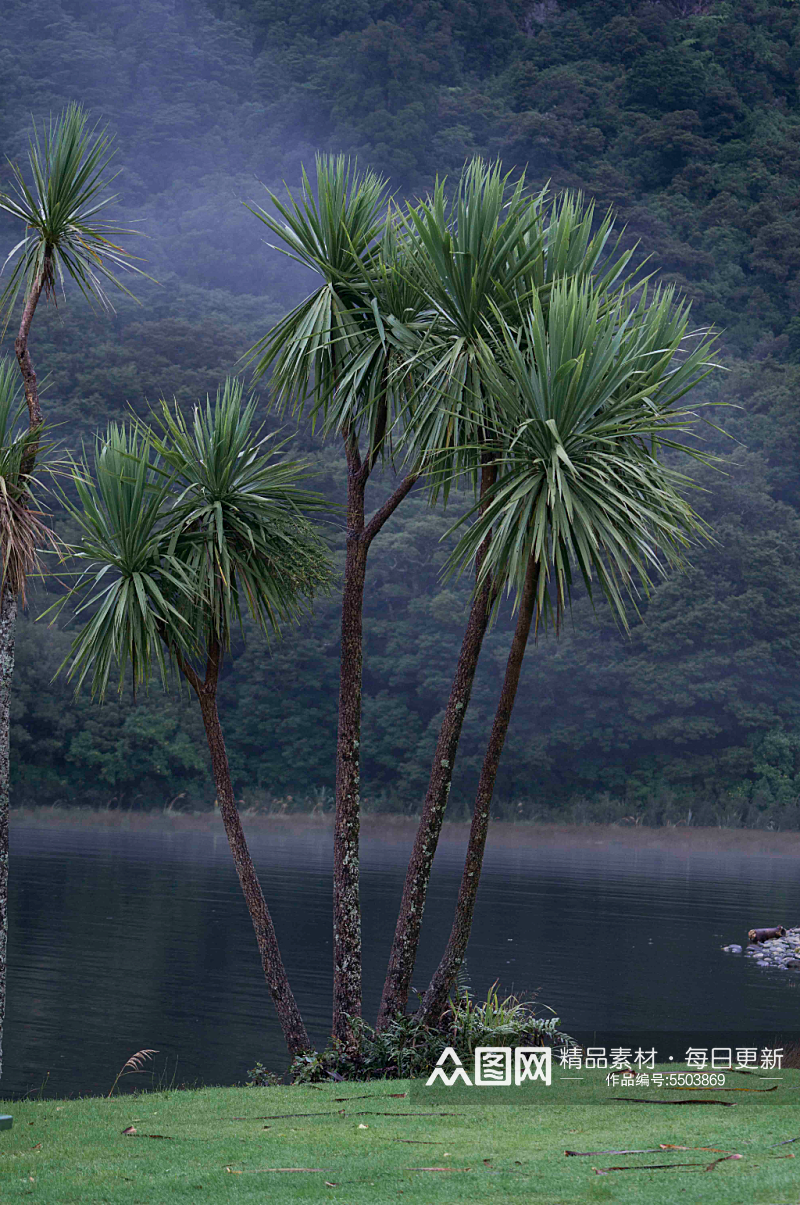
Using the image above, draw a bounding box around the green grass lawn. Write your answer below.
[2,1067,800,1204]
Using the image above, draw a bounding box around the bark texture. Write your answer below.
[0,263,47,1081]
[376,464,496,1030]
[184,646,311,1057]
[332,441,368,1046]
[332,427,417,1047]
[15,260,48,475]
[0,590,17,1083]
[376,574,491,1028]
[418,556,538,1026]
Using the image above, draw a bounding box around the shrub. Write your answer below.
[282,982,572,1083]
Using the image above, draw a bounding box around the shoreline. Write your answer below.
[11,805,800,854]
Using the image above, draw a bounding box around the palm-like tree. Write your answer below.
[416,277,716,1024]
[0,104,141,1083]
[250,156,641,1041]
[377,171,635,1028]
[246,156,424,1048]
[60,380,333,1056]
[0,358,57,1080]
[0,103,143,439]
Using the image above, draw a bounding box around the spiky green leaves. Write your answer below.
[247,156,640,489]
[445,278,716,628]
[151,378,334,649]
[0,103,144,325]
[60,379,334,699]
[0,358,56,601]
[61,424,192,698]
[399,164,636,500]
[247,155,391,430]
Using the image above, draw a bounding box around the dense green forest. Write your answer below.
[3,0,800,825]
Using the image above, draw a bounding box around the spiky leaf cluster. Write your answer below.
[445,278,717,627]
[61,379,334,698]
[0,102,144,326]
[0,357,57,601]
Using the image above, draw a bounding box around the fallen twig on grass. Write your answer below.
[661,1145,733,1152]
[383,1138,446,1145]
[232,1110,460,1120]
[568,1147,664,1157]
[232,1111,344,1120]
[566,1145,733,1157]
[769,1136,800,1147]
[592,1155,741,1175]
[611,1096,734,1107]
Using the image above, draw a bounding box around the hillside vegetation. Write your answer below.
[3,0,800,825]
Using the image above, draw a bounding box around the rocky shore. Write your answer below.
[723,927,800,970]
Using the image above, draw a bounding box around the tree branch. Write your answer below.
[363,471,419,547]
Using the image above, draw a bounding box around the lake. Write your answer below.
[4,816,800,1097]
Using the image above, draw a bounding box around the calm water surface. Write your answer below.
[4,823,800,1096]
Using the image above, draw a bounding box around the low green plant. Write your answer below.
[286,985,571,1083]
[245,1061,284,1088]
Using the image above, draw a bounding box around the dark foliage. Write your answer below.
[3,0,800,823]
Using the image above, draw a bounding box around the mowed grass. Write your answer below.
[2,1067,800,1204]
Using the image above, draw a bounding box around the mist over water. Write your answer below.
[6,823,800,1097]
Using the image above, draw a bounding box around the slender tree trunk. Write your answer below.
[376,463,496,1030]
[15,260,48,476]
[332,428,418,1049]
[418,556,538,1026]
[0,589,17,1083]
[333,433,368,1048]
[0,259,48,1081]
[184,647,311,1057]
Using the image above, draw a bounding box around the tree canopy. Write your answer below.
[2,0,800,826]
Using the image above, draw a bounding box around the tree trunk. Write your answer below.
[0,589,17,1083]
[15,260,48,477]
[332,432,418,1049]
[376,464,496,1030]
[186,649,311,1058]
[333,434,368,1048]
[418,556,538,1026]
[376,576,492,1028]
[0,258,48,1081]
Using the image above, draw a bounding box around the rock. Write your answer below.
[787,959,800,969]
[722,944,743,954]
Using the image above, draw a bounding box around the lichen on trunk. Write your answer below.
[376,462,497,1030]
[185,644,311,1058]
[0,588,16,1082]
[418,557,538,1025]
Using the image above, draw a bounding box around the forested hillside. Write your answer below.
[3,0,800,824]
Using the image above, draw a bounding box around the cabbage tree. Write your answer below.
[59,381,333,1056]
[377,178,635,1028]
[0,360,57,1080]
[247,156,424,1047]
[0,103,141,1082]
[0,103,143,441]
[417,279,716,1023]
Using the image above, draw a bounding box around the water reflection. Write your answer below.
[5,822,800,1096]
